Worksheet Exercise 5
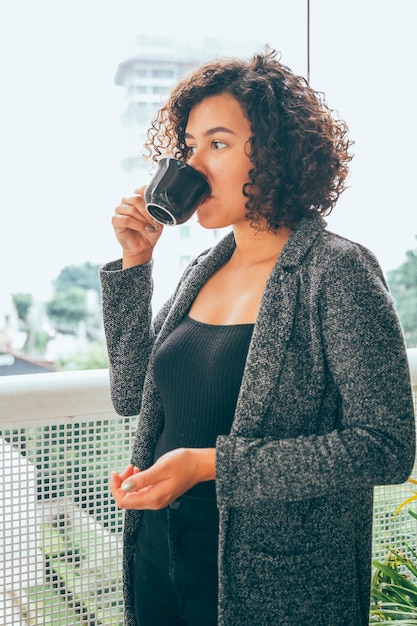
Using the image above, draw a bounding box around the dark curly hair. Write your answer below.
[144,47,353,229]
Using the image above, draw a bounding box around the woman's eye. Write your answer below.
[186,146,196,155]
[213,141,227,150]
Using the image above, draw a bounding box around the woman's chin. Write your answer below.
[196,207,228,230]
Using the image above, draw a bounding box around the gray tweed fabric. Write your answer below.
[100,214,415,626]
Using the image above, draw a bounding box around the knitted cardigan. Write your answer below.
[100,214,415,626]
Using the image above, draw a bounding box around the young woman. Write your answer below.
[100,49,415,626]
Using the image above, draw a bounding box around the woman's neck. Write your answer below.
[231,223,292,268]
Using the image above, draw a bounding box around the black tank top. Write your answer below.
[153,315,254,497]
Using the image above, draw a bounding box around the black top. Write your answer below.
[153,315,254,497]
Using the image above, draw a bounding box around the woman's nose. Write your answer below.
[188,150,207,177]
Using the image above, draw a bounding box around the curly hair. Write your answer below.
[144,48,353,229]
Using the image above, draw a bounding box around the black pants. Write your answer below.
[133,495,219,626]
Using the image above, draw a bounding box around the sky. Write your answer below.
[0,0,416,305]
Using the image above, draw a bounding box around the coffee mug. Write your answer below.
[144,157,211,226]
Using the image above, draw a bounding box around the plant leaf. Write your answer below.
[393,492,417,519]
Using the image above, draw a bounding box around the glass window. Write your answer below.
[152,69,174,79]
[128,85,147,95]
[179,226,191,239]
[133,67,147,78]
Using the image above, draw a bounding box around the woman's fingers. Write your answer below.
[111,192,163,262]
[110,449,205,510]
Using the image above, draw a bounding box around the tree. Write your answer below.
[46,287,88,328]
[12,292,33,324]
[53,261,101,295]
[386,239,417,348]
[44,262,105,369]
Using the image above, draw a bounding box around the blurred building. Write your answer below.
[115,34,259,184]
[114,35,259,309]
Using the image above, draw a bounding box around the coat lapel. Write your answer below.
[232,214,326,435]
[231,268,300,435]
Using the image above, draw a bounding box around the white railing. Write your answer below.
[0,352,416,625]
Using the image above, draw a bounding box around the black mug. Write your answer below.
[144,158,211,226]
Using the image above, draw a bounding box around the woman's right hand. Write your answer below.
[112,185,163,268]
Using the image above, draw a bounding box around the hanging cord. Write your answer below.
[307,0,311,83]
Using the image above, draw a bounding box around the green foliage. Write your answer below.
[56,340,109,371]
[12,292,33,324]
[387,240,417,347]
[53,261,101,295]
[45,262,104,356]
[370,551,417,621]
[34,330,51,353]
[370,509,417,623]
[46,288,88,327]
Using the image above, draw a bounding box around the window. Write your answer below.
[179,226,191,239]
[152,69,175,79]
[128,85,147,96]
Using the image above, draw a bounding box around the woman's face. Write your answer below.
[184,93,253,230]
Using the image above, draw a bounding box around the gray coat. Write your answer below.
[100,214,415,626]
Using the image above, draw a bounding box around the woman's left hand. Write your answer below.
[110,448,216,510]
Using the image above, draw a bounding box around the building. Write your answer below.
[114,35,259,309]
[0,352,53,376]
[115,34,260,183]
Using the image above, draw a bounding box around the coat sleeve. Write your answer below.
[100,259,174,416]
[100,253,208,416]
[215,245,416,506]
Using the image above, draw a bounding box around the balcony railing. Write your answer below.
[1,351,417,625]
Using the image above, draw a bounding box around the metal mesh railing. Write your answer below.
[1,413,137,626]
[0,361,416,624]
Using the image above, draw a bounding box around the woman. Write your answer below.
[100,49,415,626]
